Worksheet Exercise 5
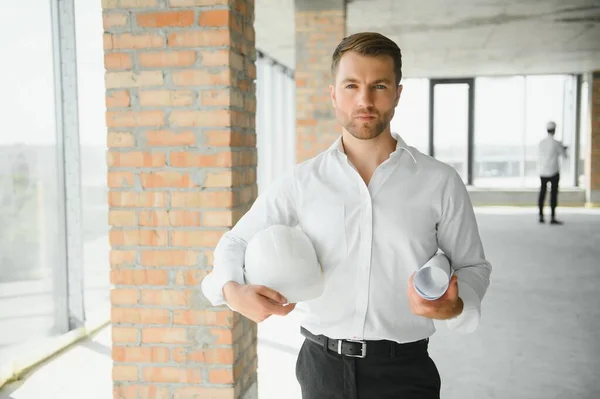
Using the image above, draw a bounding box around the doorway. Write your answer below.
[429,79,475,184]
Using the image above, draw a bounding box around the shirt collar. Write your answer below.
[327,132,417,163]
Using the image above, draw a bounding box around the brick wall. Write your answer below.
[588,71,600,204]
[102,1,258,398]
[294,0,346,162]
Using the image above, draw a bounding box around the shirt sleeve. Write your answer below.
[200,169,299,307]
[556,141,567,158]
[436,169,492,333]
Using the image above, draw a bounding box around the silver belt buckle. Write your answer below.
[341,339,367,358]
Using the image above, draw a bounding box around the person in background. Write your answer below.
[538,121,568,225]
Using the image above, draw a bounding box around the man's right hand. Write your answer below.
[222,281,296,323]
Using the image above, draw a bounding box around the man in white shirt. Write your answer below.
[201,32,492,398]
[538,121,568,224]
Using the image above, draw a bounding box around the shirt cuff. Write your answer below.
[445,280,481,334]
[200,268,245,308]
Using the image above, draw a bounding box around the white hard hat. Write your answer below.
[244,225,324,303]
[546,121,556,131]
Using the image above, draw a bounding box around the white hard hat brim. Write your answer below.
[246,270,325,304]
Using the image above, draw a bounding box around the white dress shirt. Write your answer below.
[538,135,567,177]
[201,132,492,343]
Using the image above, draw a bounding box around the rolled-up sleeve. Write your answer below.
[201,170,299,307]
[436,169,492,333]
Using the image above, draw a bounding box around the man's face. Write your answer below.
[330,51,402,140]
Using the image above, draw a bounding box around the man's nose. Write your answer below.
[357,87,374,108]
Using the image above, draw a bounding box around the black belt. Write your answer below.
[300,327,428,359]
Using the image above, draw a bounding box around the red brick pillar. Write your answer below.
[103,1,258,398]
[294,0,346,162]
[586,71,600,206]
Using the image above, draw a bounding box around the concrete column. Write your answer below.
[294,0,346,162]
[102,0,258,397]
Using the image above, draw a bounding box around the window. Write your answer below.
[75,0,110,321]
[432,82,470,182]
[523,75,577,187]
[0,0,64,365]
[391,78,429,153]
[255,54,295,194]
[473,77,525,187]
[578,81,589,187]
[472,74,578,187]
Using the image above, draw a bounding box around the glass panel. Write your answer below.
[559,75,578,186]
[473,74,577,188]
[256,59,295,193]
[75,0,110,321]
[473,77,525,187]
[0,1,63,364]
[432,83,469,182]
[272,66,285,182]
[391,78,429,153]
[578,80,589,187]
[258,60,275,192]
[256,57,267,194]
[524,75,574,187]
[286,73,296,167]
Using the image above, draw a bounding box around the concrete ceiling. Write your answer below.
[254,0,600,78]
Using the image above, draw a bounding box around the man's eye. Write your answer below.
[375,85,386,90]
[346,84,357,89]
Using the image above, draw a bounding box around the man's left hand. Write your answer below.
[407,274,464,320]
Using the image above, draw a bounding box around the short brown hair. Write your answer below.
[331,32,403,86]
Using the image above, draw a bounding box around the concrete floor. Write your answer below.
[431,207,600,399]
[2,207,600,399]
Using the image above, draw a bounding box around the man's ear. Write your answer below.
[395,84,403,107]
[329,84,337,108]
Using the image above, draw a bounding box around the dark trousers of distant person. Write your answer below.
[295,331,441,399]
[538,173,559,222]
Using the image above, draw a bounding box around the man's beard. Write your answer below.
[341,111,391,140]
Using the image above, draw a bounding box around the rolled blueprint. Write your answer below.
[413,253,452,300]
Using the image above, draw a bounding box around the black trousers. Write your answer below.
[538,173,560,218]
[295,337,441,399]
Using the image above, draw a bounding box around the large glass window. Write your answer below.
[578,80,589,187]
[0,1,64,364]
[256,56,271,193]
[432,83,470,182]
[523,75,577,187]
[255,53,295,194]
[473,74,578,187]
[75,0,110,321]
[391,78,429,153]
[473,77,525,186]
